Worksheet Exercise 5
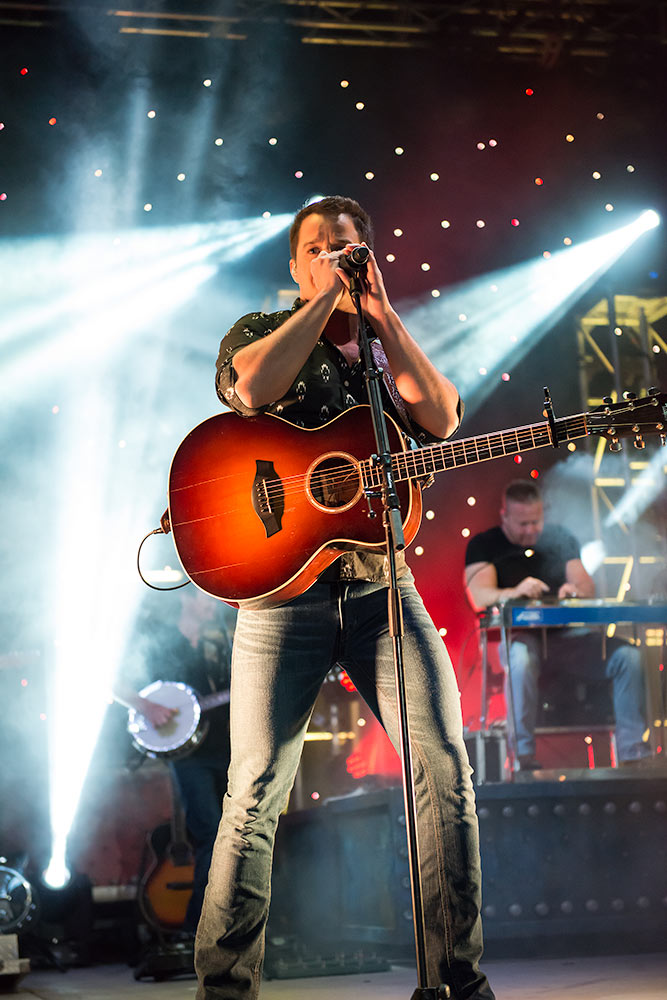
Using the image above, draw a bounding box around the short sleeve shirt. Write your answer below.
[215,298,443,444]
[465,524,581,596]
[215,299,451,582]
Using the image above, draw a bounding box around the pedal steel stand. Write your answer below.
[345,251,450,1000]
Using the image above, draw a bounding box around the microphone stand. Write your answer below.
[346,267,450,1000]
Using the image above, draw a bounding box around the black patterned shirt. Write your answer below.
[215,298,450,582]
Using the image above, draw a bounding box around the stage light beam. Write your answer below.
[402,209,662,418]
[36,212,292,889]
[0,215,293,390]
[604,449,667,529]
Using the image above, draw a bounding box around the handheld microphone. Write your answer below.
[342,245,370,272]
[339,245,370,301]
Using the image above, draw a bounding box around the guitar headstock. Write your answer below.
[587,388,667,451]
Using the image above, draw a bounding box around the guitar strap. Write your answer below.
[370,339,435,490]
[370,339,415,439]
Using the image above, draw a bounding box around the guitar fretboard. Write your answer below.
[199,690,230,712]
[362,414,589,488]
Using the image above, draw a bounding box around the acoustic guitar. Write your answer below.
[163,391,666,609]
[138,776,194,932]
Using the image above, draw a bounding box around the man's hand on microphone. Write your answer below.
[339,242,392,321]
[309,248,348,304]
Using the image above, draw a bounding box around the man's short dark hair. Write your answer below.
[503,480,542,506]
[289,196,374,258]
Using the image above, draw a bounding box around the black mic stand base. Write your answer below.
[411,987,451,999]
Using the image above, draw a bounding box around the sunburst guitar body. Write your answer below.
[167,406,421,608]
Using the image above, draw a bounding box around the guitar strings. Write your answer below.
[172,408,654,528]
[260,418,590,500]
[174,405,654,505]
[260,416,591,503]
[172,408,657,527]
[191,408,642,505]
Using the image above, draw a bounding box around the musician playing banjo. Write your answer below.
[113,588,233,939]
[194,196,496,1000]
[464,478,652,771]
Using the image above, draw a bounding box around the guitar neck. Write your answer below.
[198,689,230,712]
[371,413,589,485]
[167,770,190,849]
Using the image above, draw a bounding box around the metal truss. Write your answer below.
[576,295,667,600]
[1,1,666,59]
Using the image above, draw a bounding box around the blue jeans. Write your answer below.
[195,577,495,1000]
[504,630,649,761]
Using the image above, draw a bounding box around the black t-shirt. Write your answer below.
[465,524,581,596]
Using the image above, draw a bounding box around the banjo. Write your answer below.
[127,680,230,759]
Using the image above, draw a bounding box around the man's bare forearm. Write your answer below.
[233,287,340,408]
[112,682,144,712]
[467,583,522,610]
[372,307,460,439]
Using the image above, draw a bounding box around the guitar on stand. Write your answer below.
[133,768,197,981]
[137,779,194,934]
[127,680,230,979]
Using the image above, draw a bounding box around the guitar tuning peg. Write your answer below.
[602,396,613,405]
[648,386,659,395]
[661,434,667,447]
[633,435,645,450]
[623,391,637,401]
[609,438,622,453]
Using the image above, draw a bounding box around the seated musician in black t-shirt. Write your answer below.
[464,479,651,771]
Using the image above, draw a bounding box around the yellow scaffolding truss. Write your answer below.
[576,294,667,598]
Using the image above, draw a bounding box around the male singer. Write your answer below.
[195,196,495,1000]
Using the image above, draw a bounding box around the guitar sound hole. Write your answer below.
[309,455,360,510]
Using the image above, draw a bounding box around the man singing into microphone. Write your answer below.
[195,196,496,1000]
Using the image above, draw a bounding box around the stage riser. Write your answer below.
[477,778,667,941]
[270,780,667,953]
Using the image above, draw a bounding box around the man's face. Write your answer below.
[289,212,362,311]
[500,499,544,548]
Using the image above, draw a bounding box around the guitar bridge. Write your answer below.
[252,460,284,537]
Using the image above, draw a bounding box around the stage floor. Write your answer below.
[9,952,667,1000]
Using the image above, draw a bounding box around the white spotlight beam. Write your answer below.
[604,448,667,529]
[47,385,147,888]
[39,213,292,886]
[402,210,662,417]
[0,215,293,376]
